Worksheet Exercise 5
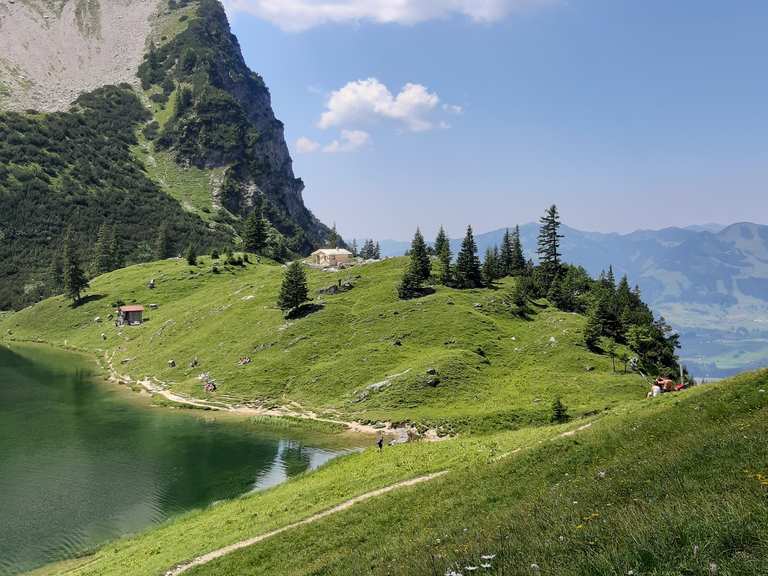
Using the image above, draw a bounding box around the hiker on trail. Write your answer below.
[377,436,384,451]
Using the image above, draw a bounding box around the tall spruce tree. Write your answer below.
[409,228,431,282]
[454,225,483,288]
[278,260,309,314]
[108,227,123,270]
[482,246,500,285]
[90,223,112,277]
[62,228,89,304]
[48,254,63,293]
[510,225,526,275]
[499,228,514,276]
[373,242,381,260]
[437,231,452,286]
[351,239,358,257]
[243,194,268,253]
[434,226,449,257]
[537,205,564,284]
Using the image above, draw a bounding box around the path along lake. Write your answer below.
[0,344,356,575]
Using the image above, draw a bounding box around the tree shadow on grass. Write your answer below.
[71,294,105,308]
[286,303,325,320]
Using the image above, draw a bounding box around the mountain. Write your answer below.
[384,223,768,377]
[0,0,332,310]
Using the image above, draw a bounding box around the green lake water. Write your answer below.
[0,344,352,575]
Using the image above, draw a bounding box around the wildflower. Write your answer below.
[693,545,699,557]
[597,470,606,479]
[465,566,478,572]
[530,563,540,573]
[481,563,492,569]
[708,562,718,575]
[481,554,496,560]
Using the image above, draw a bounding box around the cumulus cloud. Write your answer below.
[295,136,321,153]
[223,0,556,32]
[443,103,463,115]
[322,129,371,152]
[318,78,440,132]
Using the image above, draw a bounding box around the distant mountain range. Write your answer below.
[379,222,768,377]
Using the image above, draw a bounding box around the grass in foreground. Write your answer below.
[29,371,768,576]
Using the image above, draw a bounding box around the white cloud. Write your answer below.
[318,78,440,132]
[443,103,463,115]
[223,0,556,32]
[322,129,371,153]
[296,136,321,153]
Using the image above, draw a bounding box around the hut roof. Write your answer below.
[119,305,145,313]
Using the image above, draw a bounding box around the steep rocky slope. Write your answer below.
[0,0,162,112]
[0,0,333,310]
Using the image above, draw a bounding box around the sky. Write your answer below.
[223,0,768,241]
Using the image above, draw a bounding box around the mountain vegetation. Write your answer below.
[0,84,226,310]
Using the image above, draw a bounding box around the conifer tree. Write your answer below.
[434,226,449,258]
[185,243,197,266]
[278,261,309,314]
[455,225,483,288]
[510,225,526,275]
[583,305,603,351]
[360,239,374,259]
[499,229,513,276]
[373,242,381,260]
[550,397,570,423]
[537,205,564,284]
[482,246,499,285]
[437,232,452,286]
[397,267,422,300]
[62,228,89,304]
[409,228,431,282]
[90,223,112,277]
[351,239,358,257]
[243,196,267,254]
[154,224,171,260]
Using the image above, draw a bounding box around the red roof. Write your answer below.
[119,305,145,312]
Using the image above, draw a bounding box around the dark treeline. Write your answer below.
[398,205,682,378]
[0,84,227,310]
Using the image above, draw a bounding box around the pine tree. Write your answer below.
[373,242,381,260]
[277,261,309,314]
[243,197,268,254]
[397,267,422,300]
[550,397,570,423]
[454,225,483,288]
[409,228,431,282]
[537,205,564,284]
[186,243,197,266]
[482,246,499,285]
[583,305,603,351]
[437,233,452,286]
[62,228,89,304]
[90,223,112,277]
[499,229,513,277]
[510,225,526,275]
[434,226,449,258]
[154,224,171,260]
[351,239,358,257]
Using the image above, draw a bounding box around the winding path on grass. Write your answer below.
[164,471,449,576]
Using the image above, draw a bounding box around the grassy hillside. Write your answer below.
[1,257,644,433]
[27,369,768,576]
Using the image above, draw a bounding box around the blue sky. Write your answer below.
[224,0,768,241]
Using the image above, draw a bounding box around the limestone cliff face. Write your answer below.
[0,0,332,253]
[0,0,162,112]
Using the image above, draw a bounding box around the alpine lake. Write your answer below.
[0,343,361,575]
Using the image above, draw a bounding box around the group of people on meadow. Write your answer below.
[647,376,686,398]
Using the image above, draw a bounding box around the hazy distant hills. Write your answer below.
[379,222,768,377]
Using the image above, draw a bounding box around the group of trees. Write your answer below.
[355,239,381,260]
[392,205,681,377]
